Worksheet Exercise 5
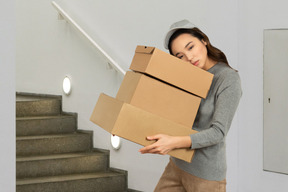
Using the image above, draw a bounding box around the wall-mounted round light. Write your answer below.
[111,135,121,150]
[63,76,72,95]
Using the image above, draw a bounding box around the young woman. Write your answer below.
[139,20,242,192]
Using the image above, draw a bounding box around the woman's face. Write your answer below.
[170,33,215,71]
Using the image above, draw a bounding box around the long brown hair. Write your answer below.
[168,28,235,70]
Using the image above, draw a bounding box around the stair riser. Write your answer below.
[16,116,77,136]
[17,155,109,178]
[16,100,61,117]
[16,175,127,192]
[16,134,92,156]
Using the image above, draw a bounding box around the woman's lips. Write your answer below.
[192,60,199,66]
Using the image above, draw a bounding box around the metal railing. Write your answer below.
[51,1,126,76]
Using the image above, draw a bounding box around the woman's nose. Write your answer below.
[186,53,193,62]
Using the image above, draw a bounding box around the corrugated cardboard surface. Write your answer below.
[130,45,214,98]
[116,71,201,127]
[90,93,197,162]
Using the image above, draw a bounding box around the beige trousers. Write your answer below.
[154,160,226,192]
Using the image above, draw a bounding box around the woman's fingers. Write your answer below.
[139,143,156,154]
[146,134,162,141]
[139,135,161,153]
[139,137,172,155]
[139,135,191,156]
[140,145,170,155]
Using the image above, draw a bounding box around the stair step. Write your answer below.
[17,149,109,178]
[16,131,92,156]
[16,93,62,117]
[16,172,127,192]
[128,189,143,192]
[16,115,77,136]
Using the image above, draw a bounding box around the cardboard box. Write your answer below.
[130,45,214,98]
[90,93,197,162]
[116,71,201,127]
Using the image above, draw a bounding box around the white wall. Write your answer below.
[16,0,239,191]
[238,1,288,192]
[0,0,15,191]
[15,0,288,192]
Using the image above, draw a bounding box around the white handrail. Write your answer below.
[51,1,126,76]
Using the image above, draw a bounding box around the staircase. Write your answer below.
[16,92,136,192]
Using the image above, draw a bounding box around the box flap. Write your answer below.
[90,93,123,133]
[135,45,155,54]
[116,71,141,103]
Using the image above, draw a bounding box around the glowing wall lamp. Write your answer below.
[63,76,72,95]
[111,135,121,150]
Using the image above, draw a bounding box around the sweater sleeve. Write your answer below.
[190,71,242,149]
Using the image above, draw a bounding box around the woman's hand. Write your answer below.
[139,134,192,155]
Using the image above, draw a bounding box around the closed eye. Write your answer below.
[175,53,184,59]
[188,45,194,50]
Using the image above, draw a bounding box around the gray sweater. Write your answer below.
[172,62,242,181]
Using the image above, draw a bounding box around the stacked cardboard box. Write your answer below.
[90,45,214,162]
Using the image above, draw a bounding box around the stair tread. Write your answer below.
[16,97,52,102]
[16,94,61,101]
[17,150,106,162]
[16,172,124,185]
[16,132,90,140]
[16,115,74,121]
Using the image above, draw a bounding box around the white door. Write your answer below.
[263,29,288,175]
